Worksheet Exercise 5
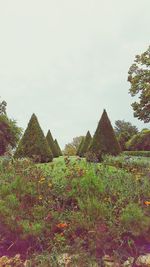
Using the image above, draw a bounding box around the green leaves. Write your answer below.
[88,109,121,161]
[15,114,53,163]
[128,46,150,123]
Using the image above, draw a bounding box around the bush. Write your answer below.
[79,131,92,157]
[88,109,121,161]
[126,129,150,151]
[15,114,53,163]
[76,137,85,156]
[46,130,59,158]
[54,139,62,156]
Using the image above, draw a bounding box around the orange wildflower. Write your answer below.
[144,201,150,206]
[56,223,68,229]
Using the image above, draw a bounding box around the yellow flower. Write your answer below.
[48,182,52,188]
[39,195,43,200]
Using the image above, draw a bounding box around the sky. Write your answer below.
[0,0,150,149]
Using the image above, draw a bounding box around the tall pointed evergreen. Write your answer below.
[79,131,92,157]
[46,130,59,158]
[77,137,85,156]
[54,139,62,156]
[89,109,121,161]
[15,114,53,163]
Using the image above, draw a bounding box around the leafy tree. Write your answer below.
[54,139,62,156]
[0,101,22,156]
[76,137,85,156]
[63,136,84,156]
[72,136,85,150]
[63,143,76,156]
[114,120,138,150]
[128,46,150,123]
[15,114,53,163]
[79,131,92,157]
[46,130,59,158]
[88,109,121,161]
[126,129,150,151]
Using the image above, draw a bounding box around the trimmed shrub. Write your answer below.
[79,131,92,157]
[15,114,53,163]
[88,109,121,161]
[126,129,150,151]
[76,137,85,156]
[46,130,59,158]
[54,139,62,156]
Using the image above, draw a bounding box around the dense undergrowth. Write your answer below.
[0,156,150,266]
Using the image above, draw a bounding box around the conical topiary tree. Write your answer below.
[88,109,121,161]
[46,130,59,158]
[77,137,85,156]
[15,114,53,163]
[54,139,62,156]
[79,131,92,157]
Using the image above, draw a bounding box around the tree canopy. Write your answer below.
[114,120,138,150]
[128,46,150,123]
[0,100,22,155]
[126,129,150,151]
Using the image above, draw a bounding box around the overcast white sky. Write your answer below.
[0,0,150,148]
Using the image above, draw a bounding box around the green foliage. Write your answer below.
[115,120,138,137]
[76,137,85,156]
[128,46,150,123]
[46,130,59,158]
[54,139,62,156]
[15,114,53,163]
[121,203,150,236]
[1,156,150,263]
[63,143,76,156]
[0,99,7,115]
[0,115,22,155]
[123,150,150,157]
[88,109,121,161]
[79,131,92,157]
[103,154,150,172]
[72,136,85,150]
[126,129,150,151]
[115,120,138,150]
[64,136,85,156]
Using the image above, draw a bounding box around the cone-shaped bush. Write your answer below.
[54,139,62,156]
[46,130,59,158]
[77,137,85,156]
[79,131,92,157]
[88,109,121,161]
[15,114,53,163]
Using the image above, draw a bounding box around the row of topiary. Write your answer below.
[15,114,62,163]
